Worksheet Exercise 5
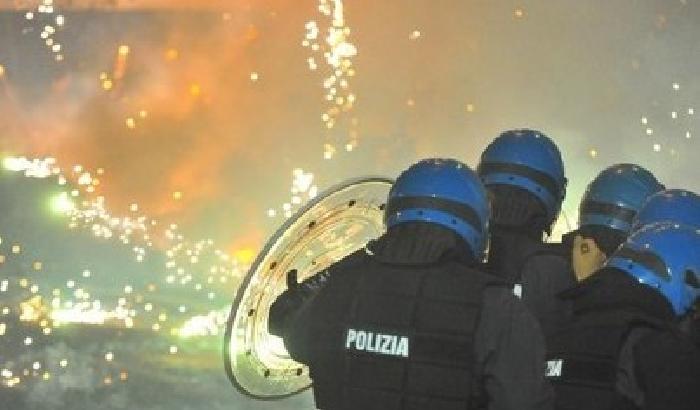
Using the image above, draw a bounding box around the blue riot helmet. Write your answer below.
[606,224,700,316]
[477,129,567,230]
[632,189,700,233]
[579,164,664,234]
[386,158,491,260]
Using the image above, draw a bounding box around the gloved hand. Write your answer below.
[297,269,331,297]
[269,270,304,337]
[268,269,332,336]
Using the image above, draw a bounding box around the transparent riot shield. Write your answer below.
[224,177,392,400]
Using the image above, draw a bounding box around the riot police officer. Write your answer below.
[546,224,700,410]
[567,164,664,282]
[269,159,553,410]
[632,188,700,348]
[477,129,573,337]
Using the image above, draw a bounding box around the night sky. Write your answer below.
[0,1,699,409]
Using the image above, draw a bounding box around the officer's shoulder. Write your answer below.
[523,242,570,269]
[479,284,537,327]
[453,265,535,323]
[326,246,371,272]
[447,261,511,287]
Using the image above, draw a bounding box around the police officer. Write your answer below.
[546,224,700,410]
[477,129,573,337]
[632,189,700,348]
[567,164,664,282]
[269,159,553,410]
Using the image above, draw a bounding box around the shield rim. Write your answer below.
[223,176,393,400]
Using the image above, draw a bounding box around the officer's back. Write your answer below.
[477,129,574,337]
[271,159,553,410]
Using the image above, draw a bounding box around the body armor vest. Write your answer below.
[305,250,496,410]
[545,308,663,410]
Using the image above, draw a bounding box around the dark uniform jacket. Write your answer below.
[273,223,553,410]
[486,226,576,338]
[680,304,700,349]
[546,268,700,410]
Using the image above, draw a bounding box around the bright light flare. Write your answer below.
[233,248,255,265]
[177,309,228,337]
[3,157,56,177]
[50,192,75,215]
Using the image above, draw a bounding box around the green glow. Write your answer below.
[50,192,75,215]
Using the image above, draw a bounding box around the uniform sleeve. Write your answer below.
[268,269,334,364]
[475,287,554,410]
[273,290,319,365]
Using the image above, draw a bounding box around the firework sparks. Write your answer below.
[267,168,318,219]
[0,155,251,392]
[22,0,67,62]
[639,81,697,155]
[2,156,245,277]
[304,0,358,149]
[0,230,238,392]
[177,308,228,337]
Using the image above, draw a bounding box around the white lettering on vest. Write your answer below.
[345,328,410,358]
[379,335,393,355]
[366,332,376,352]
[356,331,367,350]
[395,336,409,357]
[546,359,563,377]
[513,284,523,299]
[345,329,357,349]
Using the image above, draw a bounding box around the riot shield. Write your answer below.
[223,177,392,400]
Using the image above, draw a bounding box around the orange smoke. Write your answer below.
[0,1,249,10]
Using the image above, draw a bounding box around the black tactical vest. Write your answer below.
[545,309,664,410]
[680,310,700,349]
[486,231,573,337]
[305,250,496,410]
